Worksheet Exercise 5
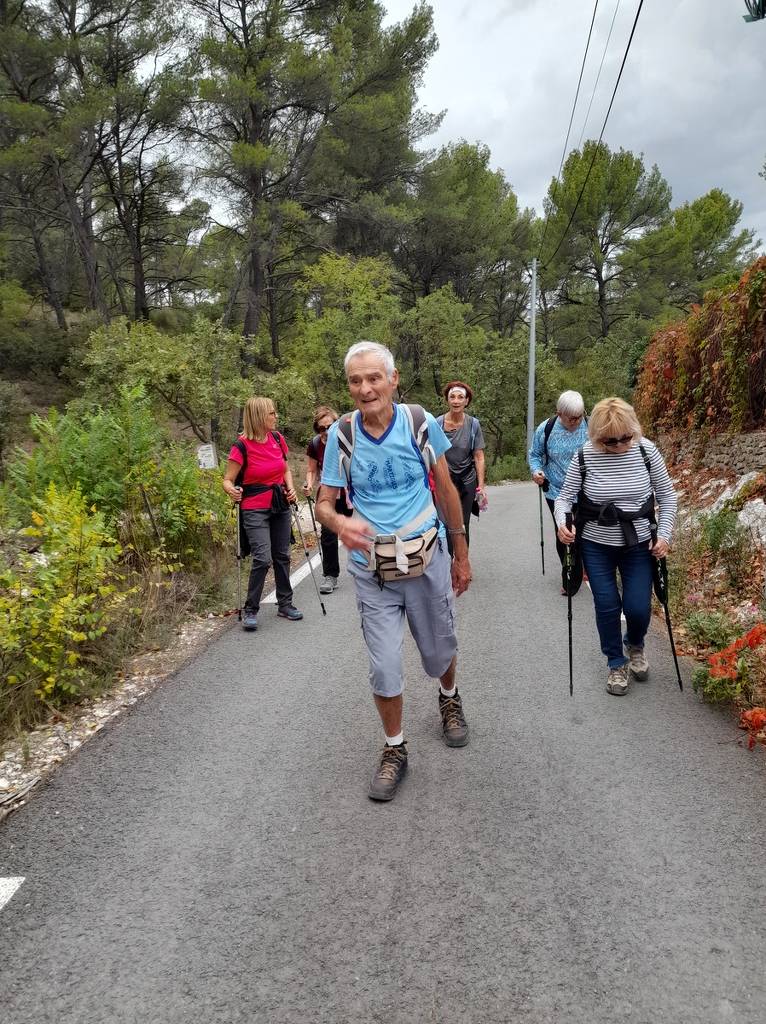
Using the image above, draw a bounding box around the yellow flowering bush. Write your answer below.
[1,484,128,729]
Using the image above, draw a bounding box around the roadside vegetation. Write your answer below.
[636,262,766,740]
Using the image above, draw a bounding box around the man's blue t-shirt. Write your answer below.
[527,416,589,500]
[321,404,450,565]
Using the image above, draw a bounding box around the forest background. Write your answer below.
[1,0,765,738]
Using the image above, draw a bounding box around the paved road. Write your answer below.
[1,483,765,1024]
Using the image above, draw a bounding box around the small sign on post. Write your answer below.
[196,443,219,470]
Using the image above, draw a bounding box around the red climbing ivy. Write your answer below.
[635,256,766,434]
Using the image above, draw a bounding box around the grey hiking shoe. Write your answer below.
[368,743,408,801]
[625,643,649,681]
[242,610,258,631]
[277,605,303,621]
[319,576,334,594]
[439,690,469,747]
[606,664,630,696]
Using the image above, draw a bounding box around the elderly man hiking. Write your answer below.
[315,341,472,802]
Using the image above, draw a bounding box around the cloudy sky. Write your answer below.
[382,0,766,250]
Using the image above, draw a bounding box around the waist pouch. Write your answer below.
[367,526,439,582]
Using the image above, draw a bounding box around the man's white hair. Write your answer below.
[344,340,396,380]
[557,390,585,417]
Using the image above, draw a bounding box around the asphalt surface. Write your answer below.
[1,482,765,1024]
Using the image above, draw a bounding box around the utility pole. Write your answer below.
[526,257,537,452]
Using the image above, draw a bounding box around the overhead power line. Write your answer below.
[542,0,645,270]
[536,0,600,261]
[576,0,622,151]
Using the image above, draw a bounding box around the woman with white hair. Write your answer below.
[555,397,677,696]
[528,390,589,594]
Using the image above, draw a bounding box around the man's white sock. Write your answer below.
[440,684,457,698]
[385,731,404,747]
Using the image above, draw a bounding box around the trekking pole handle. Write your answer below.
[565,512,573,531]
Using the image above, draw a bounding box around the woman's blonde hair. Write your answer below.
[242,396,276,440]
[588,397,642,447]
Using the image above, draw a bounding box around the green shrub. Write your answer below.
[487,454,528,482]
[6,385,230,566]
[691,660,752,705]
[0,484,128,731]
[684,610,738,650]
[700,507,756,592]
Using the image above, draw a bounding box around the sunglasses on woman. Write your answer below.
[601,434,633,446]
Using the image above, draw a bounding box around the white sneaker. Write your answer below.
[606,664,630,696]
[625,644,649,681]
[331,576,340,590]
[319,576,334,595]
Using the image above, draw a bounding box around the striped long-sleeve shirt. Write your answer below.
[554,438,677,546]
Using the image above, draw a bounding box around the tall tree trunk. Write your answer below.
[131,232,150,321]
[221,257,248,329]
[242,242,265,369]
[105,250,130,316]
[266,264,280,360]
[30,223,68,331]
[55,164,110,321]
[596,269,609,338]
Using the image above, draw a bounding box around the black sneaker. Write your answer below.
[368,743,408,801]
[439,690,469,747]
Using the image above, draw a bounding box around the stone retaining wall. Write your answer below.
[657,430,766,475]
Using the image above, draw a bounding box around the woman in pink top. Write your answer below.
[223,396,302,631]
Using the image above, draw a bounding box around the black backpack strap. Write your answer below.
[638,442,651,481]
[233,438,247,488]
[272,431,288,461]
[543,416,557,465]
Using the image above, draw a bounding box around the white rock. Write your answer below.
[699,477,728,498]
[738,498,766,547]
[708,472,761,514]
[0,778,11,791]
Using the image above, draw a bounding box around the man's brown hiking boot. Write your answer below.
[439,690,469,747]
[368,743,408,801]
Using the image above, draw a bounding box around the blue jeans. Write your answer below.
[581,539,654,669]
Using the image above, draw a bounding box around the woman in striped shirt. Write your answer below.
[555,397,677,696]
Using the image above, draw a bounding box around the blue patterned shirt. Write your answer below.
[527,416,590,500]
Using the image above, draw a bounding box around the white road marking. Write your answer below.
[0,877,24,910]
[262,553,323,603]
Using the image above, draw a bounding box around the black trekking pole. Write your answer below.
[235,502,243,621]
[565,512,574,696]
[290,501,327,616]
[652,555,683,692]
[538,485,546,576]
[305,495,324,575]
